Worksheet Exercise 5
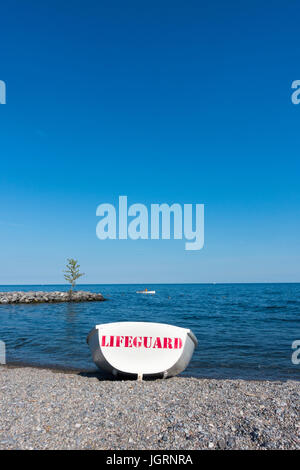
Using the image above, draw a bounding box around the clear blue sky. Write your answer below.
[0,0,299,284]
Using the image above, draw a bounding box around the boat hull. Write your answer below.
[87,321,197,378]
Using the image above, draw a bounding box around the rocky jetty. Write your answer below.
[0,291,105,304]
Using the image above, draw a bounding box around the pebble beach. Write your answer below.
[0,365,299,450]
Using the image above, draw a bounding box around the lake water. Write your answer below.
[0,283,299,381]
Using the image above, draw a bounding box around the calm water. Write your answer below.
[0,283,299,381]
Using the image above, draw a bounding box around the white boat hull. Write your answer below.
[87,321,197,378]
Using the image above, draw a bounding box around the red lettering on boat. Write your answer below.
[163,337,173,349]
[100,335,183,349]
[152,337,162,349]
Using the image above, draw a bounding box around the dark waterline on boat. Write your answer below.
[0,283,299,381]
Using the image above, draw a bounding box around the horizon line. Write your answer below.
[0,281,299,286]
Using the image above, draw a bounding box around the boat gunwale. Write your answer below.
[86,327,98,344]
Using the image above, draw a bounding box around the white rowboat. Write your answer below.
[87,321,197,379]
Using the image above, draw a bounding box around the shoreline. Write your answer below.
[0,361,300,385]
[2,362,92,375]
[3,362,299,383]
[0,365,299,449]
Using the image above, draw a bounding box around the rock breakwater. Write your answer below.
[0,291,105,304]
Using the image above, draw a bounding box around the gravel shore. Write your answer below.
[0,366,299,450]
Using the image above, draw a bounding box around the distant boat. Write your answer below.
[87,321,198,379]
[136,289,155,294]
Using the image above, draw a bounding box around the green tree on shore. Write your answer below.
[63,258,85,294]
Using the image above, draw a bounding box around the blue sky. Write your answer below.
[0,0,299,284]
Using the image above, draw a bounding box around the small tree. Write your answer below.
[63,258,85,294]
